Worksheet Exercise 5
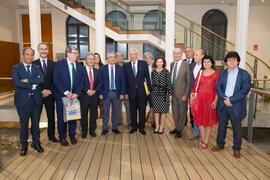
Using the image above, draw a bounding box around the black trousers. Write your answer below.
[80,95,98,133]
[41,95,56,139]
[129,95,147,131]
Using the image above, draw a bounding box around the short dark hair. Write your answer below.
[22,47,35,55]
[202,55,215,69]
[94,52,104,66]
[37,42,48,49]
[224,51,241,64]
[153,56,166,68]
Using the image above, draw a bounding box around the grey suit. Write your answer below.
[170,60,190,132]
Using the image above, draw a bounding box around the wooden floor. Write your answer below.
[1,114,270,180]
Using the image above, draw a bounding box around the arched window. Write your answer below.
[106,11,128,30]
[202,9,227,60]
[143,10,165,34]
[143,43,165,60]
[66,16,89,59]
[106,37,128,59]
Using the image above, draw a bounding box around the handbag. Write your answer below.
[62,97,81,122]
[190,70,202,116]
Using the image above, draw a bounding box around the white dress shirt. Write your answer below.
[108,64,116,90]
[23,62,36,90]
[187,58,193,64]
[131,60,138,75]
[193,63,202,78]
[39,58,47,70]
[171,59,183,83]
[64,59,76,95]
[148,64,153,81]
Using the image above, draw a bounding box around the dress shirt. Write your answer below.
[171,59,183,83]
[225,67,239,97]
[131,60,138,75]
[193,63,202,78]
[39,58,47,70]
[23,62,37,90]
[86,66,94,89]
[187,58,193,64]
[64,59,76,95]
[108,64,116,90]
[148,64,153,81]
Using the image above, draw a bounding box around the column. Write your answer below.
[165,0,175,67]
[95,0,105,62]
[28,0,42,58]
[235,0,250,69]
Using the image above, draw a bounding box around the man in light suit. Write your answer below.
[79,52,101,138]
[123,48,151,135]
[212,51,251,158]
[12,47,44,156]
[53,46,84,146]
[99,52,125,135]
[32,43,58,143]
[170,48,190,138]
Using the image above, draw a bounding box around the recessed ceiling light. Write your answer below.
[221,1,225,3]
[44,5,48,8]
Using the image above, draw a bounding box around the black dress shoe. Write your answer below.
[59,139,69,146]
[112,128,121,134]
[101,130,108,136]
[32,144,44,153]
[139,129,146,135]
[154,130,159,134]
[81,132,87,139]
[175,131,182,138]
[70,137,77,145]
[90,131,97,137]
[170,129,177,134]
[129,129,137,134]
[20,147,28,156]
[49,137,58,143]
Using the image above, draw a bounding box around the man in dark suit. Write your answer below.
[123,48,151,135]
[12,47,44,156]
[212,51,251,158]
[79,52,101,138]
[99,52,125,135]
[32,43,57,143]
[188,49,205,138]
[53,46,84,146]
[170,48,190,138]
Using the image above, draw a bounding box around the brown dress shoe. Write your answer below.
[70,137,77,145]
[233,150,241,158]
[211,145,224,151]
[59,139,69,146]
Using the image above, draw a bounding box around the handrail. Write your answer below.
[250,88,270,97]
[252,79,270,81]
[0,78,12,80]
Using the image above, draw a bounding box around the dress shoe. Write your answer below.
[175,131,182,138]
[101,130,108,136]
[112,128,121,134]
[129,129,137,134]
[170,129,178,134]
[139,129,146,135]
[90,131,97,137]
[70,137,77,145]
[233,150,241,158]
[81,132,87,139]
[49,137,58,143]
[59,139,69,146]
[211,145,224,151]
[20,147,28,156]
[32,144,44,153]
[154,130,159,134]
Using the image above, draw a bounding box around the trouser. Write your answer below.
[80,96,98,133]
[103,91,120,130]
[118,99,131,125]
[41,95,56,139]
[172,96,188,132]
[129,94,147,131]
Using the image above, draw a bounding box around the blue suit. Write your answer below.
[12,63,44,148]
[216,67,251,150]
[99,64,125,130]
[53,59,84,140]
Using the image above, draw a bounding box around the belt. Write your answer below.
[109,90,117,92]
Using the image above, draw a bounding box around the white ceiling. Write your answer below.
[0,0,269,9]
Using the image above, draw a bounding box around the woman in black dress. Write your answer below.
[151,56,173,134]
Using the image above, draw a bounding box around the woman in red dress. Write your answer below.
[190,55,219,149]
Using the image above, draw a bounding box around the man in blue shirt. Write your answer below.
[212,51,251,158]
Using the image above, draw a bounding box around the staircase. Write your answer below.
[45,0,270,83]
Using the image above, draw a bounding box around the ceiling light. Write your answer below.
[221,1,225,3]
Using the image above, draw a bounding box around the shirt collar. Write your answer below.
[228,67,239,73]
[132,60,138,65]
[40,58,47,62]
[108,64,115,68]
[67,58,75,65]
[86,65,93,71]
[23,62,32,67]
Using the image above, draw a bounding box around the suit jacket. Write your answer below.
[12,63,44,107]
[32,58,55,93]
[216,68,251,120]
[53,59,84,100]
[184,58,194,64]
[123,60,151,99]
[170,60,190,100]
[79,66,101,104]
[99,64,125,100]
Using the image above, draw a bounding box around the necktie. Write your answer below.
[42,60,47,76]
[132,62,136,77]
[26,65,31,76]
[89,68,93,90]
[172,62,178,84]
[71,63,76,92]
[110,66,115,90]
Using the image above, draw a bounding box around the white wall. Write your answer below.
[0,6,18,43]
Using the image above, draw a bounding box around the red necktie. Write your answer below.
[89,68,93,90]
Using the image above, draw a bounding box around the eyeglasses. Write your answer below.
[70,52,79,55]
